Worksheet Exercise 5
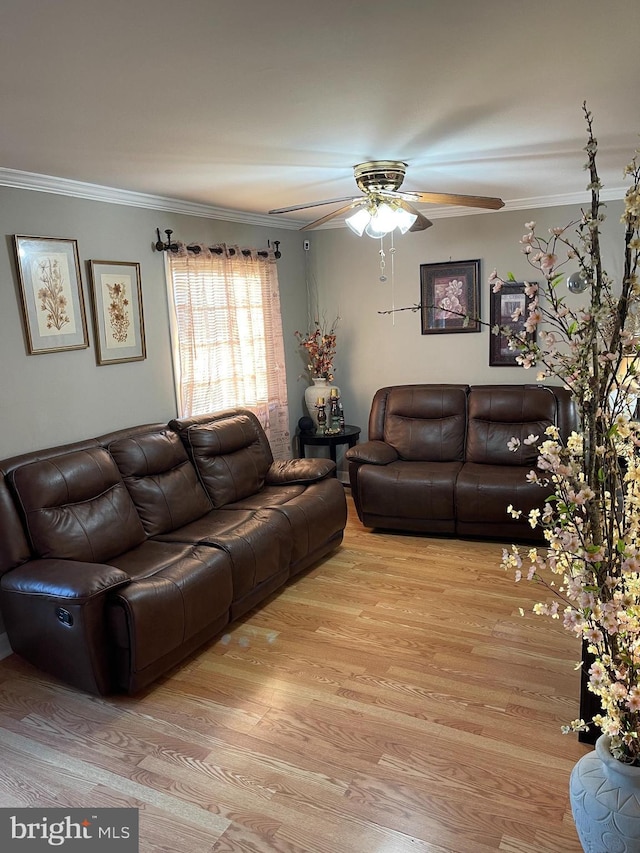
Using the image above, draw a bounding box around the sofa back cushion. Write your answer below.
[108,428,212,536]
[466,385,557,465]
[377,385,468,462]
[171,411,273,508]
[0,473,32,577]
[10,447,146,562]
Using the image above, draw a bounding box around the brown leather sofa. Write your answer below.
[346,384,577,541]
[0,409,347,695]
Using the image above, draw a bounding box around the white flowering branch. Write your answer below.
[380,103,640,761]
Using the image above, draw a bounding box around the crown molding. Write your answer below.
[0,167,627,230]
[0,168,302,229]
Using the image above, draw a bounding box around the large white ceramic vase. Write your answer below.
[570,735,640,852]
[304,377,340,431]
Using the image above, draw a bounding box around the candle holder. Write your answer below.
[315,399,327,434]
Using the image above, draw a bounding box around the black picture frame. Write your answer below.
[420,259,481,334]
[489,281,536,366]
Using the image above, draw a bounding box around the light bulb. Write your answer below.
[365,203,397,238]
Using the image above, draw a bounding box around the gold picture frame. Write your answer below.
[13,235,89,354]
[87,260,146,365]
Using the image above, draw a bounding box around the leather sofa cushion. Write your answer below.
[456,461,548,522]
[108,428,212,536]
[466,385,557,466]
[10,447,146,562]
[220,476,348,569]
[382,386,467,461]
[356,460,463,522]
[176,413,272,508]
[156,507,292,604]
[108,540,233,673]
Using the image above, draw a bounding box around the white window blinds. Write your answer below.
[166,244,290,459]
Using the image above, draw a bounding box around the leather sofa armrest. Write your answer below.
[1,559,130,600]
[266,458,336,485]
[346,440,399,466]
[0,560,131,696]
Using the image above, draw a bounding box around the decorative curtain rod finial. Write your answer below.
[269,239,282,259]
[155,228,179,253]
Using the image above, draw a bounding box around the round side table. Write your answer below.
[298,425,361,474]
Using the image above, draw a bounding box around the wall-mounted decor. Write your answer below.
[13,235,89,354]
[420,259,481,334]
[489,280,536,366]
[87,260,146,365]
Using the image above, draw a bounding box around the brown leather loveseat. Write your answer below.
[346,384,577,541]
[0,409,347,695]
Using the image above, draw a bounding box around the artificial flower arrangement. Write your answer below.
[495,105,640,764]
[295,317,339,381]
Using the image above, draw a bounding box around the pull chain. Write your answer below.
[378,235,397,325]
[390,231,396,327]
[379,239,387,282]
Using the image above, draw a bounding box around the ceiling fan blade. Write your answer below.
[300,200,365,231]
[395,199,433,232]
[269,195,359,215]
[410,191,505,210]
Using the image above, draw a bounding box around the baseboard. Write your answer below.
[0,632,13,660]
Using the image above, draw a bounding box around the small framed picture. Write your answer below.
[420,259,481,334]
[13,235,89,354]
[87,260,146,365]
[489,281,536,366]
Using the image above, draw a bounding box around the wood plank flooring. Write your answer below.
[0,494,589,852]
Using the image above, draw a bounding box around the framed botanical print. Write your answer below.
[87,260,146,365]
[13,235,89,354]
[489,280,536,366]
[420,259,481,334]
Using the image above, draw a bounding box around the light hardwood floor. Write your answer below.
[0,494,588,852]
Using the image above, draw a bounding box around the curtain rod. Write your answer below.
[154,228,281,258]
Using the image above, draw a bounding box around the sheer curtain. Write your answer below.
[165,243,290,459]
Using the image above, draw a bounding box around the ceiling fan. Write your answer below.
[268,160,505,236]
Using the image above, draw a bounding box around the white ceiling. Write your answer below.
[2,0,640,228]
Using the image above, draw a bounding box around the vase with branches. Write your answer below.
[295,316,339,382]
[495,106,640,768]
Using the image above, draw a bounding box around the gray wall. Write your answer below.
[0,186,309,458]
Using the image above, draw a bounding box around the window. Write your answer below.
[166,244,289,458]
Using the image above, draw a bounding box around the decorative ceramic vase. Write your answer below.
[570,735,640,852]
[304,377,340,431]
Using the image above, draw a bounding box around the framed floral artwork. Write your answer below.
[420,259,481,334]
[489,280,537,366]
[13,235,89,354]
[87,260,146,365]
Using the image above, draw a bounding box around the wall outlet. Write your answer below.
[303,239,310,251]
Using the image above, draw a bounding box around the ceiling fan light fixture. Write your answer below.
[346,200,418,238]
[364,202,397,238]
